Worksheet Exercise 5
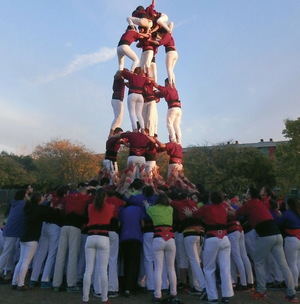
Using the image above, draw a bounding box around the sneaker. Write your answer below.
[124,290,130,297]
[188,287,203,296]
[286,295,300,303]
[17,285,30,291]
[67,286,81,293]
[199,289,207,300]
[221,297,230,303]
[152,297,162,304]
[235,285,249,291]
[168,296,183,304]
[40,281,52,289]
[29,280,38,288]
[251,291,266,300]
[11,285,17,290]
[108,291,119,298]
[93,292,102,298]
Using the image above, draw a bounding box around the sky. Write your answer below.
[0,0,299,154]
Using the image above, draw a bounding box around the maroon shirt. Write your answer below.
[118,30,141,46]
[165,142,182,164]
[158,33,176,52]
[121,70,150,95]
[145,4,161,20]
[120,132,151,156]
[105,137,122,161]
[156,85,181,109]
[143,82,156,102]
[112,77,125,101]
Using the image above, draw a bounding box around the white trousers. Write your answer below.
[153,237,177,298]
[140,50,154,74]
[228,231,253,285]
[0,237,19,273]
[167,107,182,144]
[143,100,158,136]
[83,235,110,302]
[52,226,81,288]
[203,236,234,300]
[127,155,146,179]
[127,17,153,29]
[127,93,145,130]
[12,241,38,287]
[184,235,206,290]
[166,50,178,86]
[168,163,183,178]
[111,99,124,130]
[175,232,188,269]
[117,44,139,72]
[284,237,300,288]
[77,234,88,281]
[146,161,156,175]
[108,231,119,292]
[0,230,3,254]
[31,223,60,282]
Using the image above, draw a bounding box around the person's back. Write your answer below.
[3,199,26,238]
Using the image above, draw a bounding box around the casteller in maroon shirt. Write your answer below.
[121,69,151,95]
[120,132,152,156]
[155,85,181,109]
[112,76,125,101]
[165,142,183,164]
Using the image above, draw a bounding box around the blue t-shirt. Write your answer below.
[119,205,145,242]
[3,200,26,237]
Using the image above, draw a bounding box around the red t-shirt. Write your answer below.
[236,198,274,228]
[64,193,91,216]
[143,82,156,102]
[197,203,228,226]
[165,142,182,163]
[87,202,115,227]
[158,33,176,52]
[105,137,122,161]
[171,199,200,221]
[156,85,181,109]
[106,196,125,218]
[112,77,125,101]
[118,30,141,46]
[121,132,151,155]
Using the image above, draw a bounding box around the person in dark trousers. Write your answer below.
[118,200,145,297]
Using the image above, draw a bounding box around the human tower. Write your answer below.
[101,0,196,193]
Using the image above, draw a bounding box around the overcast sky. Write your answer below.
[1,0,299,154]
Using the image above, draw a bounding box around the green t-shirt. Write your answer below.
[147,204,173,227]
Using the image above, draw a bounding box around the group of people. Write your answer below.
[110,0,181,155]
[0,182,300,304]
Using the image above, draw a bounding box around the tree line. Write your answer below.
[0,118,299,195]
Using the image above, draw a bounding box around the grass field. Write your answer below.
[0,285,291,304]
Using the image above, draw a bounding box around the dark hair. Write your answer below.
[130,179,144,190]
[14,189,26,201]
[287,198,300,214]
[94,188,106,210]
[164,78,169,85]
[100,177,110,186]
[30,192,43,206]
[210,191,224,205]
[113,127,123,134]
[249,187,260,199]
[56,185,69,198]
[143,186,154,197]
[135,5,144,11]
[156,193,170,206]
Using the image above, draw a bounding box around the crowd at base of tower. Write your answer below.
[0,183,300,304]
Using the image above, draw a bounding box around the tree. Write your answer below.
[183,144,276,195]
[33,139,102,188]
[276,117,300,193]
[0,154,36,188]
